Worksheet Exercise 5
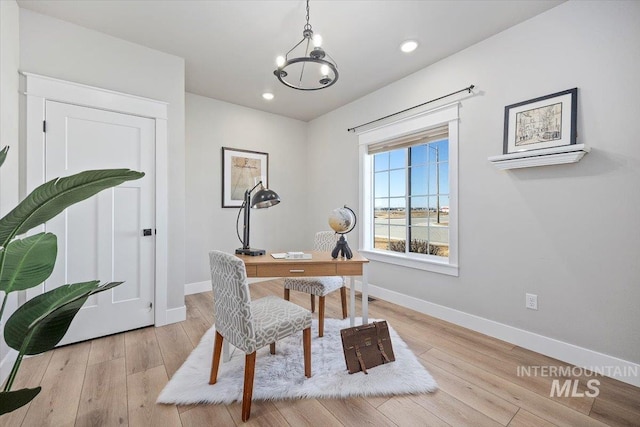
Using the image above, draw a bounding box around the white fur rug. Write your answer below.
[157,318,437,405]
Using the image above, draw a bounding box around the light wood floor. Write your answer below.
[2,279,639,426]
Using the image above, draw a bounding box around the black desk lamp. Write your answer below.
[235,181,280,256]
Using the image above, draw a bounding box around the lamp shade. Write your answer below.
[251,188,280,209]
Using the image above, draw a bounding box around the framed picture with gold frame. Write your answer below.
[221,147,269,208]
[503,88,577,154]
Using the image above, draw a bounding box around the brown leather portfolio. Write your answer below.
[340,321,395,374]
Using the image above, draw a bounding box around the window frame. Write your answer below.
[358,102,459,276]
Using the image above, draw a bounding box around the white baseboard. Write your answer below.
[184,278,271,296]
[185,280,210,295]
[164,305,186,325]
[353,281,640,388]
[0,349,18,387]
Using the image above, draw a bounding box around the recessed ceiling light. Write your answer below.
[400,40,418,53]
[262,92,274,100]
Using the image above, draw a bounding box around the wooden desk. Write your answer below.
[236,251,370,327]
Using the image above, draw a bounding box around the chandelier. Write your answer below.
[273,0,338,91]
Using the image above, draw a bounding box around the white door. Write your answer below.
[35,100,156,345]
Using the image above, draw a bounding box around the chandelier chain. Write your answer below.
[304,0,312,31]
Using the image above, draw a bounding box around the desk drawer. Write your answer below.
[256,263,337,277]
[337,263,363,276]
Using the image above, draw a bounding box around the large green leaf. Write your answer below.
[0,169,144,248]
[0,233,57,294]
[0,146,9,168]
[4,281,122,355]
[0,387,41,415]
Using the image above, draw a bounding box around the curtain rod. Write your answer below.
[347,84,475,133]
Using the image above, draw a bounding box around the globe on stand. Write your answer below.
[328,205,356,259]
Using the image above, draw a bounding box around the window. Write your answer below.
[358,103,458,276]
[373,137,449,257]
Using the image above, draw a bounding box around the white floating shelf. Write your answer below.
[488,144,589,170]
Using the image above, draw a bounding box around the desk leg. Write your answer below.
[362,264,369,325]
[349,276,356,327]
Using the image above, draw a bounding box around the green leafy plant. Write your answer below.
[0,146,144,415]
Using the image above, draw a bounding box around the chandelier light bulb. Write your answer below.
[320,64,330,76]
[312,34,323,47]
[276,56,285,67]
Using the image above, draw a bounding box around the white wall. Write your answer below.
[18,9,186,311]
[0,0,20,382]
[185,93,309,285]
[308,1,640,366]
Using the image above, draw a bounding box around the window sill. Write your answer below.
[359,249,459,277]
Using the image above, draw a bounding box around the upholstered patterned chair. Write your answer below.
[283,231,348,337]
[208,250,312,422]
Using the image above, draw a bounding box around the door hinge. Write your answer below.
[43,121,46,133]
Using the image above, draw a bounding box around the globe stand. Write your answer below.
[331,234,353,259]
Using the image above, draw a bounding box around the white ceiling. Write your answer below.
[17,0,564,122]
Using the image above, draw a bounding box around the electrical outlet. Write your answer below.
[526,293,538,310]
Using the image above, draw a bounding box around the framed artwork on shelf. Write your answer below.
[503,88,577,154]
[222,147,269,208]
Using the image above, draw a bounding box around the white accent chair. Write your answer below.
[208,250,312,422]
[283,231,348,337]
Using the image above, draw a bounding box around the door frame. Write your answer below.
[21,72,171,326]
